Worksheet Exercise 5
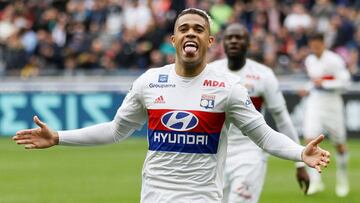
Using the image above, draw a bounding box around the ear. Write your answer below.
[208,36,215,48]
[171,35,175,47]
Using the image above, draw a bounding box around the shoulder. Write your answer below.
[304,54,316,65]
[138,64,173,81]
[204,65,247,95]
[133,64,174,89]
[208,58,228,71]
[325,50,344,63]
[246,59,277,81]
[205,65,239,84]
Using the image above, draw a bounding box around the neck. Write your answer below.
[315,50,324,58]
[228,56,246,71]
[175,60,206,77]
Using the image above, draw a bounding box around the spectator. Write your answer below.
[284,3,313,32]
[0,0,358,77]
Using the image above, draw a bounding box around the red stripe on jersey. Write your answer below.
[250,96,263,111]
[147,109,225,133]
[322,75,335,80]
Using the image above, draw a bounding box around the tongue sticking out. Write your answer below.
[184,46,197,55]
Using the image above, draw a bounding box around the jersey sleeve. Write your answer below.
[226,82,304,161]
[59,75,147,146]
[226,82,265,133]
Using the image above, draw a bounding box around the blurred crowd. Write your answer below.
[0,0,359,80]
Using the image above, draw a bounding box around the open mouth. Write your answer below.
[183,41,198,55]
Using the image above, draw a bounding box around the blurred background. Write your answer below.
[0,0,360,203]
[0,0,359,77]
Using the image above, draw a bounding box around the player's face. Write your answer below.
[172,14,214,68]
[309,39,325,57]
[223,26,249,58]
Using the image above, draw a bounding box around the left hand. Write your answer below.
[296,167,310,194]
[302,134,330,173]
[312,78,323,88]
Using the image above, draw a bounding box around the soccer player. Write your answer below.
[302,33,350,197]
[209,23,309,203]
[13,8,330,203]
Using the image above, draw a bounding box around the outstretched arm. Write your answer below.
[13,74,147,149]
[227,82,330,173]
[245,123,330,173]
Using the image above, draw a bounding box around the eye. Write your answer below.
[178,26,188,33]
[195,28,204,33]
[194,26,204,33]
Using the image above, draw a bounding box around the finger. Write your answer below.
[13,134,32,140]
[300,181,305,193]
[322,151,331,158]
[16,129,35,136]
[34,116,46,129]
[298,180,307,194]
[304,179,310,194]
[314,165,322,173]
[297,179,304,191]
[25,144,36,149]
[310,134,325,146]
[16,139,34,145]
[318,161,328,167]
[321,156,330,163]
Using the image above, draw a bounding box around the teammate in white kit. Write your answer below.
[210,24,309,203]
[13,9,330,203]
[302,33,350,197]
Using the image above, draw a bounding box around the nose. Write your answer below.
[230,36,238,43]
[185,29,196,38]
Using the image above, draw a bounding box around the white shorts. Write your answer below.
[223,147,267,203]
[303,94,346,144]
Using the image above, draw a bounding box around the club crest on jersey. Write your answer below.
[161,111,199,131]
[203,79,225,87]
[200,94,215,109]
[158,74,168,83]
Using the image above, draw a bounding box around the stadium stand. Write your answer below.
[0,0,359,80]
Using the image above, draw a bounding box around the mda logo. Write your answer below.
[161,111,199,131]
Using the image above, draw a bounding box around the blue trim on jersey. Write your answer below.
[148,129,220,154]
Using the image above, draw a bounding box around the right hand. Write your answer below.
[296,167,310,194]
[297,89,309,97]
[13,116,59,149]
[302,134,330,173]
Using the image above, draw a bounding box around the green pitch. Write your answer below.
[1,138,359,203]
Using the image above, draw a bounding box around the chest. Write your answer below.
[307,58,335,78]
[236,70,265,97]
[143,79,228,112]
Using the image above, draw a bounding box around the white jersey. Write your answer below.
[303,50,350,143]
[132,64,264,202]
[59,64,304,203]
[209,59,285,149]
[304,50,350,97]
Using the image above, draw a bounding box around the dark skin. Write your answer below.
[223,23,310,195]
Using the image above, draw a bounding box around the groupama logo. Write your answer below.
[161,111,199,131]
